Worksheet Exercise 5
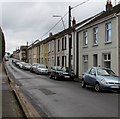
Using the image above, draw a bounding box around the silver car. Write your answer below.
[82,67,120,92]
[22,62,32,70]
[35,64,49,75]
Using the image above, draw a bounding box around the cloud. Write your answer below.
[1,0,117,54]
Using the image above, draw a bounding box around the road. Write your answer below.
[5,59,119,118]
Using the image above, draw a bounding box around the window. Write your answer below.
[52,40,54,52]
[105,22,112,43]
[62,37,66,50]
[57,56,60,66]
[90,68,96,75]
[62,56,66,67]
[103,53,111,69]
[93,27,98,45]
[58,39,60,51]
[83,55,88,72]
[83,31,88,47]
[48,42,51,52]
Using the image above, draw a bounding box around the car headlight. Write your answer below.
[101,79,109,84]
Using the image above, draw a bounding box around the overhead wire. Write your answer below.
[40,11,68,40]
[71,0,90,9]
[40,0,90,40]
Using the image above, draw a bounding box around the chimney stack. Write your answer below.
[106,0,113,11]
[72,17,76,26]
[26,42,28,46]
[49,32,53,37]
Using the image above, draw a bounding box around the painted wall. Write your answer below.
[78,16,119,77]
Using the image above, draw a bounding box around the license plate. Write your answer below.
[64,76,70,78]
[111,85,119,88]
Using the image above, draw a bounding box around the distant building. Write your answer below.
[13,49,20,60]
[19,45,28,62]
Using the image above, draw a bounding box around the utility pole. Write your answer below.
[68,6,72,68]
[68,6,71,28]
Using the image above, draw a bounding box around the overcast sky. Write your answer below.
[0,0,119,54]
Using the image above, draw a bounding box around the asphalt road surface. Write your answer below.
[5,59,120,118]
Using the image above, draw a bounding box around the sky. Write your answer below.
[0,0,119,54]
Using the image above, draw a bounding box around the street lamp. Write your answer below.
[53,15,65,30]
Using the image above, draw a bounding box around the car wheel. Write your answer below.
[82,80,86,88]
[95,83,101,92]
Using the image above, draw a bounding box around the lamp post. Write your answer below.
[53,15,65,30]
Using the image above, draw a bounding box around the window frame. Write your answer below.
[62,36,67,50]
[93,27,98,46]
[83,30,88,47]
[103,53,111,69]
[105,22,112,43]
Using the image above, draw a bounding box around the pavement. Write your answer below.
[0,62,25,118]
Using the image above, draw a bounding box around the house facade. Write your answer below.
[19,46,28,62]
[27,40,39,64]
[76,2,120,77]
[13,49,20,60]
[48,39,56,69]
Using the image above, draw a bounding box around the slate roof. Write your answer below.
[77,3,120,30]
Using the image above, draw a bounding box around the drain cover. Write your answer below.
[39,88,56,95]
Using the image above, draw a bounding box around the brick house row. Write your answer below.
[13,1,120,78]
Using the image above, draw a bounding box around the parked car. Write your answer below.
[18,62,25,69]
[21,62,32,70]
[62,67,75,80]
[35,64,49,75]
[30,63,39,72]
[14,60,21,67]
[4,55,9,61]
[50,66,75,80]
[82,67,120,92]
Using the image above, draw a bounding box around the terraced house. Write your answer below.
[13,0,120,78]
[27,40,39,64]
[75,1,120,78]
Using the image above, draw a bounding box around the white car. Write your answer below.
[30,63,39,72]
[18,62,25,69]
[21,62,32,70]
[35,64,49,75]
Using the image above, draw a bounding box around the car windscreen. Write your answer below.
[24,63,31,66]
[55,66,62,71]
[38,65,47,68]
[97,68,116,76]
